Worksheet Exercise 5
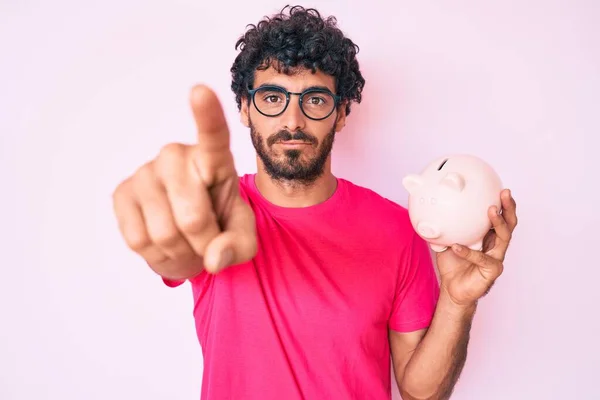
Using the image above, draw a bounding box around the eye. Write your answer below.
[263,94,284,103]
[419,197,425,204]
[306,96,326,105]
[303,90,333,107]
[258,89,285,104]
[430,197,437,205]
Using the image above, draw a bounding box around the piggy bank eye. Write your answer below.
[430,197,437,205]
[419,197,425,204]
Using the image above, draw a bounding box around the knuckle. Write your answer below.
[477,251,487,265]
[150,228,181,248]
[494,257,503,268]
[124,229,151,252]
[156,143,190,183]
[178,211,214,234]
[133,162,156,187]
[158,143,186,167]
[189,146,234,185]
[462,247,473,259]
[160,142,186,158]
[112,179,130,206]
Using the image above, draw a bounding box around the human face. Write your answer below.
[241,66,347,184]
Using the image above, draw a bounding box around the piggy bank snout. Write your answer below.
[403,154,503,252]
[416,221,441,239]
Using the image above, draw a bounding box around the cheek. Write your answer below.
[308,121,335,139]
[251,111,279,133]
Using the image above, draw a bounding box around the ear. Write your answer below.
[440,172,465,192]
[334,102,347,132]
[402,174,423,195]
[240,98,250,128]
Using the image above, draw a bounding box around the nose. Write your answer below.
[281,96,306,132]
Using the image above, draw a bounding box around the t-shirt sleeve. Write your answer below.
[389,231,440,332]
[162,277,186,287]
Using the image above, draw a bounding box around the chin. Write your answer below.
[282,149,303,158]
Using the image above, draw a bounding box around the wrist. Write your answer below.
[437,290,478,321]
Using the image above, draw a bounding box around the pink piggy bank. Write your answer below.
[402,154,503,252]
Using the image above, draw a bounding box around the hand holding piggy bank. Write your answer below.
[402,154,503,252]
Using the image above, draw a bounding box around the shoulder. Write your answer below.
[340,178,415,235]
[341,178,409,216]
[237,173,257,203]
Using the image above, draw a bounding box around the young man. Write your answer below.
[112,5,518,400]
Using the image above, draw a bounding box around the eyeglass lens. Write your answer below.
[253,87,336,120]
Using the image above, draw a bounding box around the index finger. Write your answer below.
[190,84,231,154]
[452,244,503,279]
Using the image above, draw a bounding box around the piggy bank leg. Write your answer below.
[430,244,448,252]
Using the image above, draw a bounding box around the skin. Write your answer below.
[391,191,518,399]
[240,66,346,207]
[112,65,518,399]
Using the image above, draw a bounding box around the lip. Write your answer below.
[277,141,311,147]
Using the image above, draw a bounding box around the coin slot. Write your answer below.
[437,158,449,170]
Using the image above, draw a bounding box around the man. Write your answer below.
[112,5,518,400]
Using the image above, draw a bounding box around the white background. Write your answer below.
[1,0,598,399]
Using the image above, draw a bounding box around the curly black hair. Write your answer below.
[230,5,365,116]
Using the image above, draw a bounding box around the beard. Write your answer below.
[249,117,336,186]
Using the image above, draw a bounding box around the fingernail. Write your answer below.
[205,252,219,272]
[206,249,232,272]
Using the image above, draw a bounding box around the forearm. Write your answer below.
[400,292,477,400]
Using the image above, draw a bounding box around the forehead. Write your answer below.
[253,65,336,92]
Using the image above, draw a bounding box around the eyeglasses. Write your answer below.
[247,85,341,121]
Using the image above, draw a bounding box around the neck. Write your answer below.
[254,158,338,208]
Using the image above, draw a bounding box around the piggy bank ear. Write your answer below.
[402,174,423,194]
[441,172,465,192]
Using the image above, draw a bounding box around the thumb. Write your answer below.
[203,196,257,273]
[451,244,504,281]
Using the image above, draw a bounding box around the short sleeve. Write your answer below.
[389,232,440,332]
[162,277,186,287]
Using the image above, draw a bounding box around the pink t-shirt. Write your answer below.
[164,174,440,400]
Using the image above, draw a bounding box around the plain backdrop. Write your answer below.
[1,0,598,399]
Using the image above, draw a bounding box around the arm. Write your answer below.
[390,293,476,400]
[112,85,257,286]
[391,189,518,399]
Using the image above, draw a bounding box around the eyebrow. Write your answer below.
[256,82,335,93]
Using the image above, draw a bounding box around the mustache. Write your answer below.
[267,130,318,146]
